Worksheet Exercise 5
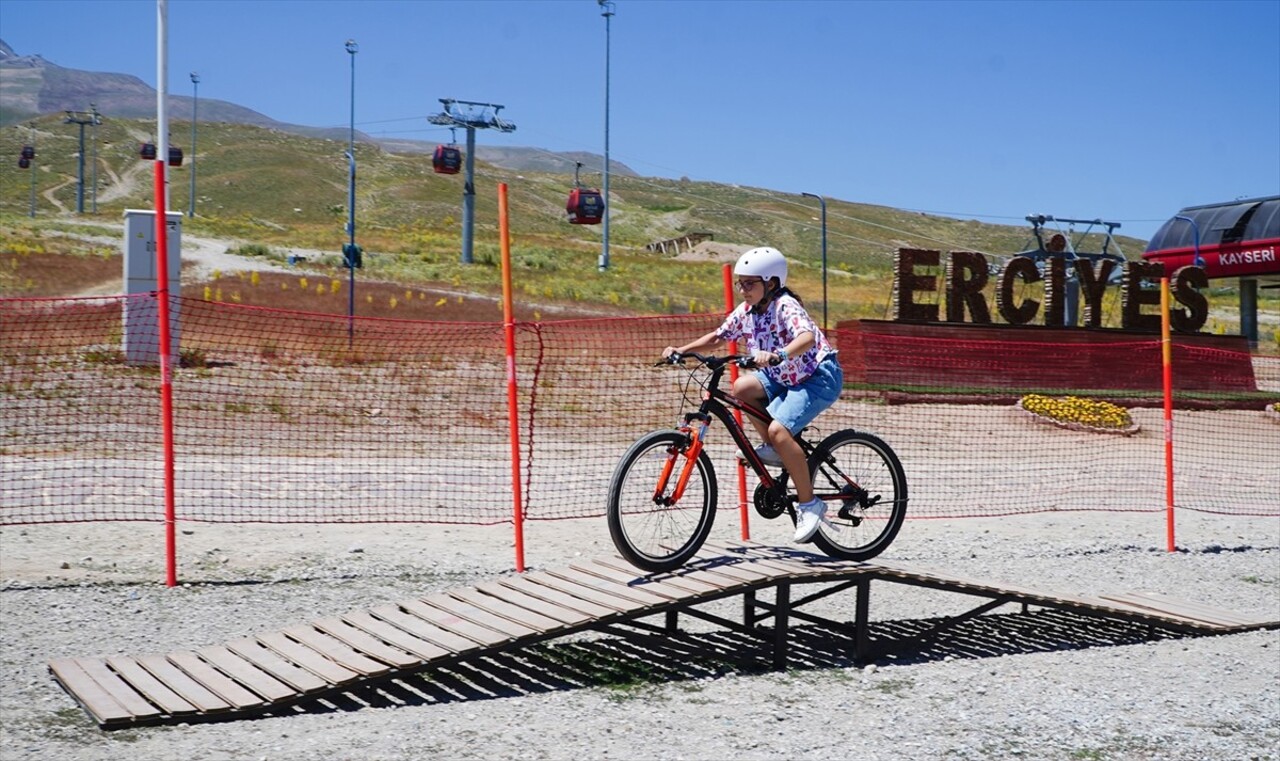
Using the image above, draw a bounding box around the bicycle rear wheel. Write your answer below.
[607,430,718,572]
[807,430,907,561]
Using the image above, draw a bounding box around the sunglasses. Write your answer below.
[736,278,764,290]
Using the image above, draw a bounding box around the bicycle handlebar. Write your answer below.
[658,351,762,370]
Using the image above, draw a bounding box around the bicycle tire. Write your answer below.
[807,429,908,561]
[607,430,718,572]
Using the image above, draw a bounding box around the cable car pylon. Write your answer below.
[428,99,516,265]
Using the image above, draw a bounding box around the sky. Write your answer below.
[2,0,1278,244]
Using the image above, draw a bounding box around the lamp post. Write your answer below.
[344,39,358,344]
[801,192,828,329]
[597,0,615,272]
[90,104,99,213]
[25,123,36,218]
[189,72,199,218]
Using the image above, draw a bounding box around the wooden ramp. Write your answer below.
[50,542,1279,729]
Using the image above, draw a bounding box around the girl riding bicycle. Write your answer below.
[663,246,843,543]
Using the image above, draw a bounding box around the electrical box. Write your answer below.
[122,209,183,365]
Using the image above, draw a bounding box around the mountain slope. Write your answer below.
[0,38,629,173]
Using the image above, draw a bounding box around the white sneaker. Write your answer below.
[794,498,828,543]
[753,444,784,468]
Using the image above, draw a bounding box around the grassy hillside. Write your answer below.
[11,114,1273,344]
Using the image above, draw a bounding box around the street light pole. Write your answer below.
[189,72,199,218]
[345,39,358,344]
[90,104,99,213]
[598,0,615,272]
[802,192,828,329]
[26,123,36,218]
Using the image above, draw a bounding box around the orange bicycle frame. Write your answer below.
[652,424,707,505]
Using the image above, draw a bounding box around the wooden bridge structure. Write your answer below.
[50,541,1278,729]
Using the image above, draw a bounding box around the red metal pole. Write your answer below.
[499,183,525,572]
[723,264,749,540]
[1160,276,1175,552]
[155,163,177,586]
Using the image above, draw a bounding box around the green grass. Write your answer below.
[2,115,1276,349]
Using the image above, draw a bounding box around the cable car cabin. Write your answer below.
[432,145,462,174]
[566,188,604,225]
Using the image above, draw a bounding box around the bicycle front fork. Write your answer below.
[654,418,708,506]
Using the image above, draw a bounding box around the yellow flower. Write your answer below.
[1021,394,1133,430]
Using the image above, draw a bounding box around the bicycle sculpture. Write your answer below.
[607,352,908,572]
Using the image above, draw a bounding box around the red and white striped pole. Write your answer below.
[723,264,749,540]
[499,183,525,572]
[156,0,178,586]
[1160,275,1176,553]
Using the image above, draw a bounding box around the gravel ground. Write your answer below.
[1,510,1277,761]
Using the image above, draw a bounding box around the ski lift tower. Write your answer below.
[428,99,516,264]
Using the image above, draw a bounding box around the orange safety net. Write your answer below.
[2,296,1276,525]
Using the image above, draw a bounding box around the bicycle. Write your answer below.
[607,352,909,572]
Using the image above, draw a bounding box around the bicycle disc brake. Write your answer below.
[753,482,791,520]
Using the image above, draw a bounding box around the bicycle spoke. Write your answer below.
[607,431,718,571]
[808,430,907,561]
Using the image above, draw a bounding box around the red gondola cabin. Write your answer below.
[567,187,604,225]
[432,145,462,174]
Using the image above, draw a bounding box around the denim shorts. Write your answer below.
[755,355,843,434]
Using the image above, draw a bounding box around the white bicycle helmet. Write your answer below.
[734,246,788,287]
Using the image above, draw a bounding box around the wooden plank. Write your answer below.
[339,611,452,662]
[519,571,647,614]
[592,556,732,596]
[105,657,198,716]
[370,604,489,653]
[226,638,331,693]
[473,581,593,626]
[688,549,781,583]
[868,560,1042,596]
[721,540,857,566]
[714,545,851,580]
[75,658,162,720]
[420,593,546,638]
[445,588,576,631]
[257,630,368,683]
[398,598,515,646]
[1097,593,1266,628]
[716,541,859,577]
[1116,591,1270,626]
[196,646,295,702]
[135,654,232,713]
[278,627,391,678]
[312,617,424,669]
[570,560,700,601]
[496,575,622,618]
[48,658,133,725]
[545,567,672,607]
[166,651,265,709]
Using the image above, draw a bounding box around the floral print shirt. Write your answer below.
[715,293,835,387]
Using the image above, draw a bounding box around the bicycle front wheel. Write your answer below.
[607,430,718,572]
[807,430,907,561]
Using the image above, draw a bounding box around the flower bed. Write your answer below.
[1015,394,1141,436]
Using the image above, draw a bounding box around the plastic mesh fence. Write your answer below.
[2,296,1277,525]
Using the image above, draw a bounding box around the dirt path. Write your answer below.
[94,152,149,206]
[42,176,73,213]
